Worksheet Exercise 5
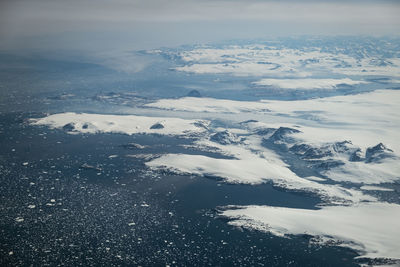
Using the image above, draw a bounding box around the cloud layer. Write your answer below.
[1,0,400,51]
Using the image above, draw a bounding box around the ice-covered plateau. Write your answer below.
[30,112,209,136]
[168,45,400,78]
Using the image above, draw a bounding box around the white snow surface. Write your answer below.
[146,140,375,204]
[253,78,367,89]
[322,160,400,185]
[146,90,400,152]
[175,46,400,77]
[145,97,271,114]
[220,202,400,260]
[146,90,400,188]
[31,90,400,262]
[31,112,208,136]
[262,89,400,153]
[144,89,400,262]
[360,185,394,192]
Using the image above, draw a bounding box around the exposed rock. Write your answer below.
[255,128,276,136]
[62,123,75,131]
[349,149,364,162]
[289,143,313,155]
[291,141,359,161]
[312,160,345,170]
[332,141,353,153]
[187,90,201,97]
[210,130,240,145]
[150,123,164,129]
[303,147,333,159]
[269,127,301,142]
[365,143,395,163]
[193,120,209,130]
[240,119,258,124]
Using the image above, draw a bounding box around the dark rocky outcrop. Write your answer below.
[289,143,313,155]
[255,128,276,136]
[210,130,240,145]
[187,90,201,97]
[62,123,75,131]
[332,141,353,153]
[193,121,209,129]
[312,160,345,170]
[365,143,395,163]
[150,123,164,130]
[302,147,333,160]
[349,149,364,162]
[269,127,301,142]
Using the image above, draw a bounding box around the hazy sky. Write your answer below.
[1,0,399,52]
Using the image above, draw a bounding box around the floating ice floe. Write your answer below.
[15,217,24,222]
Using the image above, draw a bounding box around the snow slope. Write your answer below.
[253,78,367,89]
[31,112,209,136]
[220,202,400,260]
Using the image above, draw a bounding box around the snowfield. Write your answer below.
[253,78,367,89]
[31,112,209,136]
[145,97,271,114]
[220,202,400,260]
[144,89,400,262]
[147,90,400,152]
[173,45,400,78]
[146,144,375,204]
